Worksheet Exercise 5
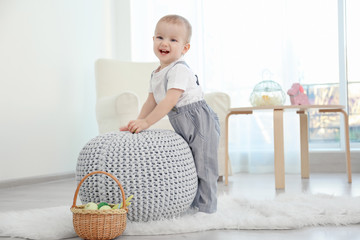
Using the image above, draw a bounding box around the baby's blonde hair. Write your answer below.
[156,15,192,43]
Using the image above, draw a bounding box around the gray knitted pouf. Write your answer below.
[76,129,198,222]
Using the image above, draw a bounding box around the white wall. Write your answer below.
[0,0,131,182]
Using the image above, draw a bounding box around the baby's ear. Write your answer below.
[182,43,190,54]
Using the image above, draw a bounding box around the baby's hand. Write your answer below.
[127,119,150,134]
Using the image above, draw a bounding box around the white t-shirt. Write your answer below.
[149,58,204,107]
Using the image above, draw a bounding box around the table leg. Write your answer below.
[225,113,230,186]
[225,110,253,186]
[298,110,309,178]
[340,109,352,183]
[319,109,352,183]
[273,109,285,189]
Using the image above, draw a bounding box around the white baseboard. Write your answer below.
[229,150,360,174]
[0,172,75,189]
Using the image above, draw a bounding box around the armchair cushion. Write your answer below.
[96,92,139,134]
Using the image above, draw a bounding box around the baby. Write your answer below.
[120,15,220,213]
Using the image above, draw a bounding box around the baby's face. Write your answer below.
[153,21,190,69]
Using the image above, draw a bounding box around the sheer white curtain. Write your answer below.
[201,0,339,173]
[130,0,339,174]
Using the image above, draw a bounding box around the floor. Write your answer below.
[0,172,359,240]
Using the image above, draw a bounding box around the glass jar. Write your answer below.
[249,80,286,106]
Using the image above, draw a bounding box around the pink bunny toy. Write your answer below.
[287,83,310,105]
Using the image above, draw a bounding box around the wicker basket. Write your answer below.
[70,171,128,240]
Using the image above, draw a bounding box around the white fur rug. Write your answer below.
[0,193,360,239]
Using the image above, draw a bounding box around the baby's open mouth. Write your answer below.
[160,50,170,54]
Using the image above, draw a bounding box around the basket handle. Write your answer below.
[71,171,127,211]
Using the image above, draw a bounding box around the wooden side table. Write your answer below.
[225,105,352,189]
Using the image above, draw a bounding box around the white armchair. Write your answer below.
[94,59,231,178]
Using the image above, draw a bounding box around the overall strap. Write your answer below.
[164,61,199,91]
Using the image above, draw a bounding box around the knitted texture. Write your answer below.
[76,129,198,222]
